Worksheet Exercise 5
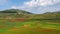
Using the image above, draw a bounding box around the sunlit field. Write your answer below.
[0,18,60,34]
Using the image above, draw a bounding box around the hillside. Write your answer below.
[0,9,60,19]
[0,9,32,14]
[0,9,32,18]
[32,11,60,19]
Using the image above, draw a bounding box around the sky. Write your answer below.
[0,0,60,14]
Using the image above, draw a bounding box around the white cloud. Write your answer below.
[11,6,18,9]
[39,0,53,6]
[0,0,8,5]
[24,0,37,7]
[24,0,60,6]
[18,0,54,11]
[11,0,60,9]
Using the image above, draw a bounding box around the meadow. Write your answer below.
[0,18,60,34]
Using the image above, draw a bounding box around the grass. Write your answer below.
[0,19,60,34]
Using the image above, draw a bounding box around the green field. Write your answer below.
[0,19,60,34]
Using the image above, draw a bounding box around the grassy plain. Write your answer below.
[0,19,60,34]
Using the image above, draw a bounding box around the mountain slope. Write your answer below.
[0,9,32,18]
[0,9,32,14]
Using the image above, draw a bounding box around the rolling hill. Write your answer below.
[0,9,32,18]
[0,9,60,19]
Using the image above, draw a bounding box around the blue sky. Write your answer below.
[0,0,60,14]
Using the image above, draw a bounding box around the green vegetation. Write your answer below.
[0,20,60,34]
[0,9,60,34]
